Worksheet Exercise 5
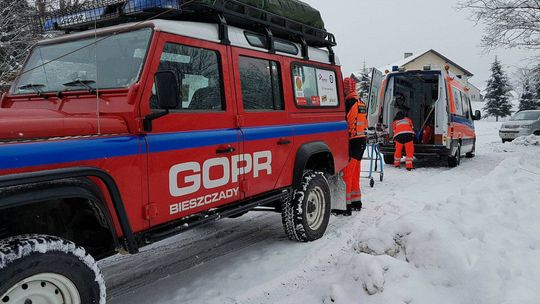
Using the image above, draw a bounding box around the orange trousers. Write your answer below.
[394,141,414,169]
[344,159,361,204]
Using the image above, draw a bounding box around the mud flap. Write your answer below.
[328,174,347,211]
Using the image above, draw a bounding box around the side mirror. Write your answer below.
[154,70,181,110]
[143,71,181,132]
[473,110,481,121]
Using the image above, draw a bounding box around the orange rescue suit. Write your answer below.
[347,99,368,140]
[392,117,415,170]
[343,78,367,207]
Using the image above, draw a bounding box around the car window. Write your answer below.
[461,92,471,119]
[452,88,463,116]
[511,112,540,121]
[151,43,224,111]
[239,56,283,111]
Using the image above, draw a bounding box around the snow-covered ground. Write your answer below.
[102,121,540,304]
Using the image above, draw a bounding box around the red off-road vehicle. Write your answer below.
[0,1,348,302]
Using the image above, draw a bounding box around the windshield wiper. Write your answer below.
[62,80,98,95]
[17,83,46,97]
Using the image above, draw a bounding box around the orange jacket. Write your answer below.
[392,117,414,138]
[347,96,368,139]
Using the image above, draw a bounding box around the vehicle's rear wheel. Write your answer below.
[448,143,461,168]
[534,131,540,136]
[0,235,105,304]
[383,154,394,165]
[281,171,331,242]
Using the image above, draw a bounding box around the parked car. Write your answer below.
[499,110,540,143]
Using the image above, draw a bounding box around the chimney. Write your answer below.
[404,52,413,59]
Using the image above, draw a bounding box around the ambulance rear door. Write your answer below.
[435,73,450,146]
[367,68,384,128]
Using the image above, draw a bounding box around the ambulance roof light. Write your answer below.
[392,66,399,72]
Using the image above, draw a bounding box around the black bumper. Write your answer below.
[380,143,451,157]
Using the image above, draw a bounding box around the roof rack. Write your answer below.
[32,0,337,57]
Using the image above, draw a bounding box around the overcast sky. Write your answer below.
[303,0,538,89]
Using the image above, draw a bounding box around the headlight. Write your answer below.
[520,124,533,129]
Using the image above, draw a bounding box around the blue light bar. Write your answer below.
[392,65,399,72]
[40,0,182,31]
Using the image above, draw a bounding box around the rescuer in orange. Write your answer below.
[341,77,368,215]
[392,111,415,170]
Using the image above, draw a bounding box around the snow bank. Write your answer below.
[511,135,540,146]
[352,155,540,304]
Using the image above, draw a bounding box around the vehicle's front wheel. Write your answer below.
[281,171,331,242]
[0,235,105,304]
[466,142,476,158]
[448,143,461,168]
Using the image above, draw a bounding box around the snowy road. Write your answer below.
[102,121,540,304]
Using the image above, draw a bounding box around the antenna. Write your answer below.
[94,19,101,135]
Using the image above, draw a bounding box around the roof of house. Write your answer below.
[468,82,483,92]
[380,49,474,77]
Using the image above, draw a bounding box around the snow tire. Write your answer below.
[466,142,476,158]
[0,235,105,304]
[448,143,461,168]
[281,171,331,242]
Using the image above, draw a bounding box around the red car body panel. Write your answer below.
[0,27,348,240]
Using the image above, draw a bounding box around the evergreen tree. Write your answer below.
[532,64,540,108]
[518,76,537,111]
[483,57,513,121]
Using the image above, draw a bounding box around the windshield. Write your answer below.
[510,111,540,121]
[12,28,152,95]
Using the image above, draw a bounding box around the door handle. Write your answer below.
[216,145,236,154]
[278,138,292,145]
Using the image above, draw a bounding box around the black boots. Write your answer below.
[350,201,363,211]
[333,201,362,216]
[333,204,352,216]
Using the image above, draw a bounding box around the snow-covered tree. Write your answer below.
[458,0,540,50]
[532,65,540,106]
[483,57,513,121]
[518,77,537,111]
[0,0,38,90]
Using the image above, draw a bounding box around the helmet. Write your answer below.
[343,77,357,95]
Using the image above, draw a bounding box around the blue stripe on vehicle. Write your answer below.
[0,136,141,170]
[146,129,240,153]
[0,121,347,170]
[451,115,475,129]
[243,125,295,142]
[242,121,346,141]
[294,121,348,136]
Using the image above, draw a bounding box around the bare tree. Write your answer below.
[0,0,37,90]
[458,0,540,50]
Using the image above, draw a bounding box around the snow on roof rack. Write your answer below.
[32,0,336,52]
